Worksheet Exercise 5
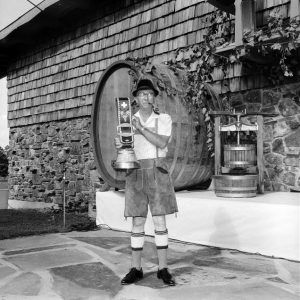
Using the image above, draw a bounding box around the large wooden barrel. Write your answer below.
[91,60,217,191]
[223,144,256,168]
[213,174,257,197]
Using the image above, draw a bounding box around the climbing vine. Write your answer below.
[127,9,300,157]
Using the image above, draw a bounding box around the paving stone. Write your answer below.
[0,234,72,251]
[3,244,77,256]
[0,272,41,296]
[193,255,277,276]
[51,273,111,300]
[51,262,121,297]
[157,281,300,300]
[72,236,129,249]
[0,265,16,280]
[4,248,94,271]
[84,245,134,275]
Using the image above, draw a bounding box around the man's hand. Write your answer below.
[132,116,143,133]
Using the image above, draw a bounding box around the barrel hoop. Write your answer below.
[215,192,257,197]
[225,161,256,166]
[224,145,256,150]
[213,175,257,179]
[215,187,257,191]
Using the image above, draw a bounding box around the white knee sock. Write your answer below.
[154,229,168,250]
[131,232,145,251]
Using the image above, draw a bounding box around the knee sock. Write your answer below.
[155,229,168,269]
[131,231,145,269]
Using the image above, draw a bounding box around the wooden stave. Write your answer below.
[213,174,258,197]
[223,144,257,168]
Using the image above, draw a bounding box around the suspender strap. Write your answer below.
[155,118,158,159]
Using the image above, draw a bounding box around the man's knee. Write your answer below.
[132,217,146,231]
[152,215,166,231]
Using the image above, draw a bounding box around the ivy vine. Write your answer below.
[127,9,300,157]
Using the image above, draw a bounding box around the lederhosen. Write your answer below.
[124,118,178,218]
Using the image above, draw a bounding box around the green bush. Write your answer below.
[0,209,97,240]
[0,146,8,178]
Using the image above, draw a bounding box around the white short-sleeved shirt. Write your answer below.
[133,111,172,160]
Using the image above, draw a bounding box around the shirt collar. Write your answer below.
[135,110,158,125]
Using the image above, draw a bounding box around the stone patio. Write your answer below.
[0,228,299,299]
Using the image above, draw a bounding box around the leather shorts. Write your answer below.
[124,158,178,218]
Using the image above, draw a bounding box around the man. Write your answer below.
[116,77,178,286]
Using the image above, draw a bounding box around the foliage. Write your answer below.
[127,10,300,157]
[0,146,8,177]
[243,10,300,81]
[0,209,97,240]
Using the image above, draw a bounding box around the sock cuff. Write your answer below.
[131,232,145,251]
[154,229,168,235]
[154,229,168,249]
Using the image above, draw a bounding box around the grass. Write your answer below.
[0,209,97,240]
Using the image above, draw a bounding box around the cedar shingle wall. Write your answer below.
[7,0,215,128]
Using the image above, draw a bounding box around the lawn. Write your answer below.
[0,209,97,240]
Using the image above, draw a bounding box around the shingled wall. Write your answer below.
[5,0,300,212]
[6,0,218,212]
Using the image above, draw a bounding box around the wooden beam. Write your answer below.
[257,115,264,194]
[234,0,243,46]
[214,116,221,175]
[290,0,300,19]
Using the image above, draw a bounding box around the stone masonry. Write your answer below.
[8,118,100,212]
[228,83,300,191]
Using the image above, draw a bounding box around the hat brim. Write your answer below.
[132,78,159,97]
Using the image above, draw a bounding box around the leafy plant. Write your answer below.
[128,10,300,157]
[0,146,8,178]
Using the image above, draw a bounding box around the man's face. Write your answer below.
[136,89,155,108]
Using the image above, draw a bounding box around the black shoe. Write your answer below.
[157,268,176,286]
[121,267,143,285]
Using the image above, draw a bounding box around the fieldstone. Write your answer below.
[273,121,290,137]
[264,153,283,166]
[260,106,277,114]
[262,90,281,106]
[272,138,285,155]
[263,124,273,141]
[244,90,261,103]
[284,157,300,167]
[0,272,41,296]
[51,262,121,297]
[278,99,300,117]
[285,128,300,147]
[263,142,271,154]
[281,172,296,186]
[286,117,300,130]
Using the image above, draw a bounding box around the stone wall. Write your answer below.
[227,82,300,191]
[8,118,101,212]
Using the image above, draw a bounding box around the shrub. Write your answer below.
[0,146,8,178]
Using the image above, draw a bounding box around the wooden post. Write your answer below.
[290,0,300,19]
[214,116,221,175]
[257,115,264,194]
[242,0,256,32]
[234,0,243,46]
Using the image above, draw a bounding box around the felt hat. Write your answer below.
[132,77,159,97]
